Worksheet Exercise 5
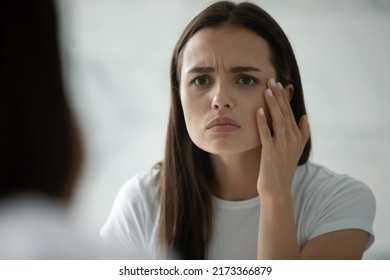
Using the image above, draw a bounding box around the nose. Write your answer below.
[211,83,234,110]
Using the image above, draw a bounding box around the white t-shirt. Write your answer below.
[0,195,132,259]
[100,162,376,259]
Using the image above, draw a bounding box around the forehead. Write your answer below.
[181,26,273,72]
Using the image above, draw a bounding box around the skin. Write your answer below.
[180,26,369,259]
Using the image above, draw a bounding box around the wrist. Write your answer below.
[258,187,292,201]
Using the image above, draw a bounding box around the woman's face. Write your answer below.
[180,26,277,155]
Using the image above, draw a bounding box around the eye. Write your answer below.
[237,75,257,85]
[191,75,212,86]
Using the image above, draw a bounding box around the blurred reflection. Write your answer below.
[0,0,127,259]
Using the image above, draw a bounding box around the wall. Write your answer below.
[57,0,390,259]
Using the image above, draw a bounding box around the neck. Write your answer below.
[210,147,260,201]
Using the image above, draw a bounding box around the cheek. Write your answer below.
[244,94,271,139]
[250,92,272,127]
[181,96,203,139]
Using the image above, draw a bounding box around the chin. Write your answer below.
[201,143,261,156]
[191,134,260,155]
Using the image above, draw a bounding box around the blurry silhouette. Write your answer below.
[0,0,123,259]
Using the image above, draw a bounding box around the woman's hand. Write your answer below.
[256,78,310,259]
[256,79,369,260]
[256,78,310,198]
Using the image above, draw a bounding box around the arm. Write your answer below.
[257,192,369,259]
[256,79,369,259]
[256,78,307,259]
[300,229,370,259]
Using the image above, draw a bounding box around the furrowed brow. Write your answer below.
[229,66,261,73]
[187,67,215,74]
[186,66,261,74]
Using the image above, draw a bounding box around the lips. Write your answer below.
[206,117,240,130]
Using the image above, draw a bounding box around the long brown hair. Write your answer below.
[159,1,311,259]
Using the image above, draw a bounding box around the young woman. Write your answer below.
[1,0,128,259]
[101,1,375,259]
[0,0,84,258]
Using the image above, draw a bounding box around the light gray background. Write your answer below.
[57,0,390,259]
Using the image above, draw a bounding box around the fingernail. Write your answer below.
[277,82,283,90]
[269,78,276,87]
[259,107,265,116]
[266,88,273,97]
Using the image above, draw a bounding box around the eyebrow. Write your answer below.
[187,66,214,74]
[186,66,261,74]
[230,66,261,73]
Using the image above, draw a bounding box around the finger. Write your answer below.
[268,79,290,119]
[277,82,300,135]
[264,87,286,140]
[257,107,273,148]
[298,114,311,147]
[278,82,293,116]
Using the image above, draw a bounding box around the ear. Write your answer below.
[285,84,294,101]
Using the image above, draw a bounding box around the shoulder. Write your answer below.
[293,162,376,247]
[293,162,376,211]
[0,195,106,259]
[100,168,161,257]
[117,168,160,202]
[111,168,161,215]
[294,162,375,201]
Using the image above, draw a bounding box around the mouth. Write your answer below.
[206,117,240,131]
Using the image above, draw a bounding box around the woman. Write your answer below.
[0,0,84,258]
[0,0,81,203]
[101,1,375,259]
[0,0,126,259]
